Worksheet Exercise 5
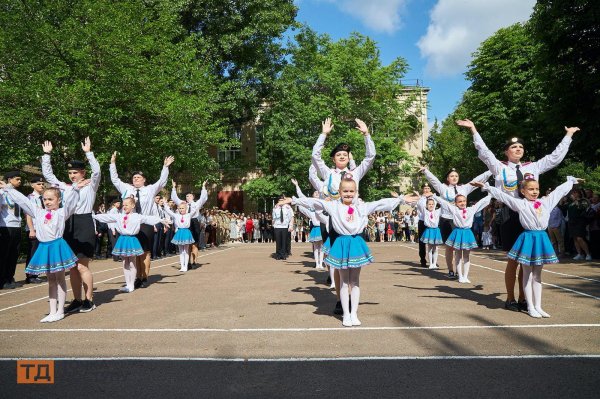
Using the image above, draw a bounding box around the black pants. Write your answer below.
[152,223,164,258]
[418,220,426,265]
[274,228,289,259]
[164,227,175,254]
[0,227,21,286]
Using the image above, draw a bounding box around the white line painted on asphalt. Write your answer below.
[1,323,599,333]
[397,244,600,300]
[470,253,600,283]
[0,248,234,313]
[0,256,179,297]
[2,354,600,361]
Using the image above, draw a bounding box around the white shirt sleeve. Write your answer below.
[350,135,376,182]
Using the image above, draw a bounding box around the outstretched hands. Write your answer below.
[565,126,580,137]
[322,118,334,135]
[81,137,91,153]
[575,178,585,184]
[291,178,299,187]
[355,119,369,136]
[111,151,117,164]
[456,119,476,134]
[202,180,207,190]
[172,179,177,189]
[470,181,485,188]
[164,156,175,167]
[42,141,53,154]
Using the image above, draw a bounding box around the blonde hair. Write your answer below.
[43,187,61,199]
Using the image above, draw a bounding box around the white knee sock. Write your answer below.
[532,266,548,316]
[329,266,336,288]
[350,285,360,316]
[432,245,439,267]
[47,273,57,315]
[313,248,320,267]
[178,245,189,270]
[463,250,471,281]
[455,251,463,280]
[123,257,137,290]
[56,271,67,314]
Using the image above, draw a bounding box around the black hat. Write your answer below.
[4,170,21,179]
[131,171,145,178]
[329,143,351,158]
[504,137,524,150]
[421,182,430,189]
[110,198,122,205]
[30,176,44,184]
[66,160,86,170]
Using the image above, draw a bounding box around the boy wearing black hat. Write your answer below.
[42,137,101,312]
[24,176,46,284]
[457,118,580,311]
[0,171,23,289]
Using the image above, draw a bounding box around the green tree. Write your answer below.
[254,28,419,201]
[0,0,226,185]
[529,0,600,166]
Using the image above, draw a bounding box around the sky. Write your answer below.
[293,0,536,129]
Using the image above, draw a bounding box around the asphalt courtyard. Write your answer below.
[1,242,599,397]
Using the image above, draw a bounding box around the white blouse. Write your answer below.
[416,196,441,228]
[93,212,163,236]
[473,132,572,198]
[434,195,492,229]
[162,205,199,229]
[483,177,577,230]
[170,188,208,218]
[423,168,491,219]
[4,186,80,242]
[42,152,101,214]
[292,197,404,236]
[311,133,375,198]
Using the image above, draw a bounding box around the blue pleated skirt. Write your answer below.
[324,235,373,269]
[308,226,323,242]
[445,227,478,250]
[421,227,444,245]
[113,235,144,257]
[172,227,195,245]
[26,238,78,275]
[508,230,558,266]
[322,237,331,255]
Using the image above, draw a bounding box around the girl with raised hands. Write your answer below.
[0,179,90,322]
[419,166,491,278]
[292,178,325,270]
[416,194,443,269]
[279,176,418,327]
[433,193,493,284]
[93,198,170,292]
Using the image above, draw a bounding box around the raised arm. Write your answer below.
[432,194,453,214]
[140,215,165,226]
[148,156,174,197]
[162,205,177,219]
[457,120,504,176]
[422,168,447,196]
[170,184,183,206]
[1,186,36,217]
[92,213,119,224]
[308,165,323,192]
[194,184,208,209]
[351,120,376,181]
[311,135,332,181]
[481,184,522,212]
[41,141,68,189]
[462,170,492,196]
[291,178,307,199]
[363,197,403,215]
[544,176,578,209]
[535,128,576,175]
[472,195,493,214]
[109,152,132,195]
[291,196,331,215]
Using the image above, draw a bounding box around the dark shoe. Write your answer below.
[134,278,142,289]
[448,271,456,279]
[421,262,427,268]
[326,276,332,285]
[334,301,343,315]
[65,299,83,313]
[504,300,519,312]
[79,299,96,313]
[140,278,148,288]
[517,301,528,312]
[27,277,44,284]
